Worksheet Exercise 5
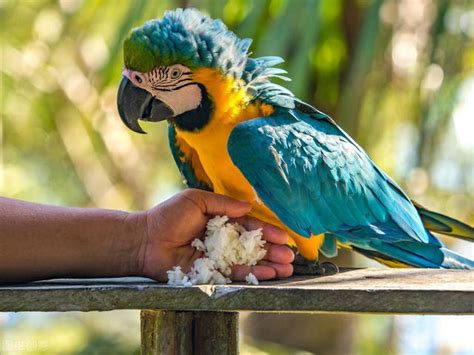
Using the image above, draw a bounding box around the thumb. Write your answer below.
[184,189,251,218]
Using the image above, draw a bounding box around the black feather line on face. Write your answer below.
[152,78,193,89]
[172,84,213,132]
[149,67,192,88]
[155,81,196,92]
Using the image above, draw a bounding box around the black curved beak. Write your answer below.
[117,76,174,134]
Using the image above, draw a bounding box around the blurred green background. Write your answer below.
[1,0,473,353]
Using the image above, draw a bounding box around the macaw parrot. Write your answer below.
[117,8,473,271]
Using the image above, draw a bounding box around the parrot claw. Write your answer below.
[319,261,339,275]
[292,255,339,276]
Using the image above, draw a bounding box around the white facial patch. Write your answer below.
[155,84,202,115]
[123,64,202,116]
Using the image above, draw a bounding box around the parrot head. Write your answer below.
[117,8,253,133]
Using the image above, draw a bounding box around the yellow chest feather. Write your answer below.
[176,68,272,207]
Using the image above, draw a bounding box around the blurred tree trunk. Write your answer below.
[416,0,449,169]
[178,0,191,8]
[337,0,384,139]
[340,0,363,90]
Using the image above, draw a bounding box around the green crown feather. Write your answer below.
[123,8,251,77]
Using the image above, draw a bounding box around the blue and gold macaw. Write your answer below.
[117,9,473,270]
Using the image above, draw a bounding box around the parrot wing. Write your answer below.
[228,107,431,244]
[168,125,213,191]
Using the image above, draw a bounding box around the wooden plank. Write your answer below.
[140,310,238,355]
[1,269,473,314]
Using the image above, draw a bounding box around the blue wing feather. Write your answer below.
[229,109,427,242]
[227,106,473,268]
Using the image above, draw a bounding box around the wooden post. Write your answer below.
[193,311,239,355]
[141,310,194,354]
[141,310,238,355]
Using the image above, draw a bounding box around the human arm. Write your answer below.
[0,189,294,284]
[0,196,140,283]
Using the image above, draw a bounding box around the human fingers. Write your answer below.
[233,216,289,245]
[263,244,294,264]
[258,260,293,279]
[181,189,251,218]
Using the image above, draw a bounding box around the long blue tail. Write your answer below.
[352,242,474,269]
[414,202,474,242]
[333,223,474,269]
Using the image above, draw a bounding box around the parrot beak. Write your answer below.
[117,76,174,134]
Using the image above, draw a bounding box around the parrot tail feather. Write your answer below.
[352,242,474,270]
[414,202,474,242]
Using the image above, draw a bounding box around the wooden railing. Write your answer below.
[1,268,473,354]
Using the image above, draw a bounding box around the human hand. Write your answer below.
[131,189,294,282]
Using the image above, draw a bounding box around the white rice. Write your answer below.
[166,215,266,286]
[245,272,259,285]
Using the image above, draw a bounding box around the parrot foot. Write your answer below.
[293,255,339,276]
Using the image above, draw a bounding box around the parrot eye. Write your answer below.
[170,68,182,79]
[134,74,143,84]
